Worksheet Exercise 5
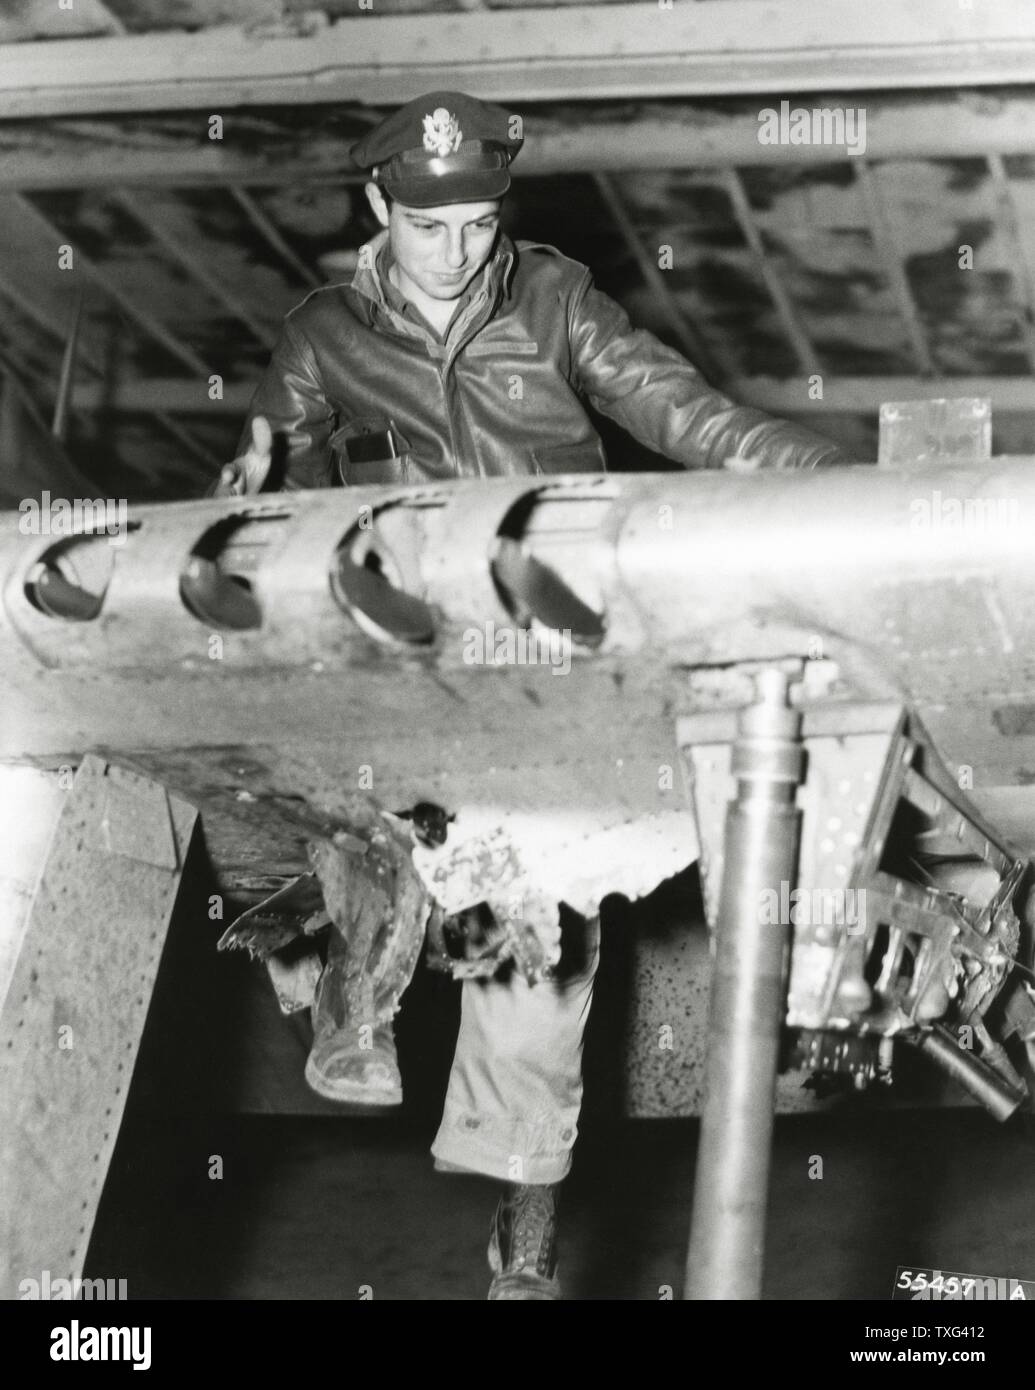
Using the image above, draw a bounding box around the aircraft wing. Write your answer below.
[0,464,1033,878]
[4,462,1035,1302]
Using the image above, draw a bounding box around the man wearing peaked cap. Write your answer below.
[214,89,847,1301]
[349,90,522,207]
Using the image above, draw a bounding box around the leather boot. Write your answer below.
[487,1183,562,1300]
[304,944,402,1105]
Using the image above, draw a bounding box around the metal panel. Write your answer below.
[0,755,196,1300]
[5,463,1035,895]
[0,766,63,1016]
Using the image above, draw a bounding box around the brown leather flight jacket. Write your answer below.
[237,230,844,489]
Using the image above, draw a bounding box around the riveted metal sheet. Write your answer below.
[0,766,64,1017]
[0,755,196,1300]
[679,703,904,929]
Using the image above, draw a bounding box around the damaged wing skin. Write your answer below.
[218,817,434,1020]
[218,869,331,958]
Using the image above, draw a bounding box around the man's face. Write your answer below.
[367,185,501,302]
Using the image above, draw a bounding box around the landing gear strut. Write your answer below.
[684,666,805,1300]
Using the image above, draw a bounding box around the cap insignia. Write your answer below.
[422,108,463,158]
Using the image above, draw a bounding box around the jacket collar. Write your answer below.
[350,228,517,313]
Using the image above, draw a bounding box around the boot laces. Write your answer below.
[506,1185,556,1276]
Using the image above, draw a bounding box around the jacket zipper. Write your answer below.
[438,356,467,479]
[441,279,505,479]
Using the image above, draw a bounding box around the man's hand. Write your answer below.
[212,415,273,497]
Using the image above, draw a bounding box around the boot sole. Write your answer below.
[304,1054,403,1106]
